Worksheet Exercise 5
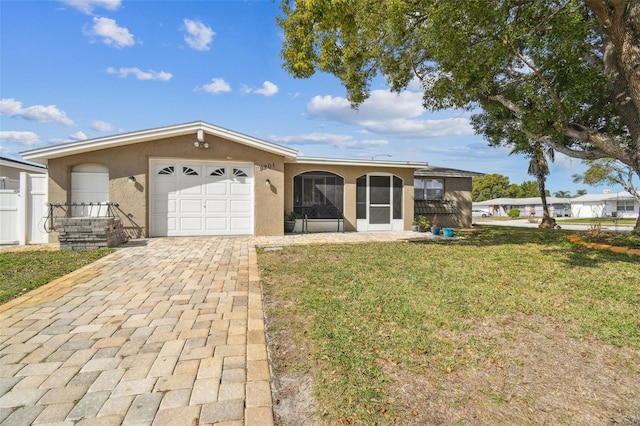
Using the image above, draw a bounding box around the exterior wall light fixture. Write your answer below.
[194,129,209,148]
[128,176,136,183]
[265,179,271,186]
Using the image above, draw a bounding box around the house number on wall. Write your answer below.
[260,162,276,171]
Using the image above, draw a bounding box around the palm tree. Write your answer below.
[511,139,557,228]
[553,190,571,197]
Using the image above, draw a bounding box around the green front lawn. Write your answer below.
[259,227,640,424]
[0,249,114,304]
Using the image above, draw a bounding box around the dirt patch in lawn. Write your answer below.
[267,314,640,425]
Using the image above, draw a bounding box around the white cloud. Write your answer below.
[183,19,215,51]
[91,120,113,131]
[87,17,135,48]
[106,67,172,81]
[69,131,88,141]
[0,98,74,126]
[0,131,41,147]
[58,0,121,14]
[201,78,231,94]
[307,90,474,138]
[269,133,388,150]
[242,81,279,97]
[255,81,279,96]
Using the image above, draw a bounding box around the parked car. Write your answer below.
[472,209,491,217]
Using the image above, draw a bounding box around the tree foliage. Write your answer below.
[472,174,518,201]
[279,0,640,228]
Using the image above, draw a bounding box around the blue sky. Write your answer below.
[0,0,618,195]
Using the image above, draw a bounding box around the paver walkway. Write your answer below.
[0,237,271,426]
[0,231,436,425]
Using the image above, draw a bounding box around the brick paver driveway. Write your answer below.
[0,237,272,426]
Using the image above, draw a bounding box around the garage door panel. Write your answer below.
[230,217,252,231]
[150,159,254,236]
[179,199,204,214]
[154,181,178,196]
[205,217,228,231]
[206,182,228,196]
[180,217,205,231]
[230,199,251,214]
[153,199,176,214]
[205,199,227,213]
[230,183,251,196]
[179,182,204,196]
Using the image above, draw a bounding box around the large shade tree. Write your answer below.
[279,0,640,229]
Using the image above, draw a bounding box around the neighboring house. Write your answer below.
[0,157,48,245]
[0,157,47,189]
[414,166,484,226]
[571,191,638,219]
[473,197,573,217]
[21,121,479,242]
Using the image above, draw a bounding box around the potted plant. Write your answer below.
[417,215,430,232]
[284,211,301,233]
[430,214,441,235]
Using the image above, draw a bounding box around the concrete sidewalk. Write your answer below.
[0,237,271,426]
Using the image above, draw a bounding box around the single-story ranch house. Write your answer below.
[473,192,638,219]
[21,121,480,244]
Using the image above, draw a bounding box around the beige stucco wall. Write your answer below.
[444,177,473,228]
[284,163,416,231]
[47,133,286,240]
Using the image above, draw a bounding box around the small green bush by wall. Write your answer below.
[508,208,521,218]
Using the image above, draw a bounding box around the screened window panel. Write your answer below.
[370,176,390,204]
[369,206,390,224]
[356,175,366,219]
[294,172,344,216]
[393,176,403,219]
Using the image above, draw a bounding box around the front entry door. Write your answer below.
[368,175,392,230]
[356,174,403,231]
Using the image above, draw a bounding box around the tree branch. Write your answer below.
[503,40,563,107]
[487,94,523,115]
[538,136,609,160]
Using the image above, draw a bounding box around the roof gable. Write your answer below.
[21,121,299,164]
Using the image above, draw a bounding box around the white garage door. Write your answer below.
[149,159,254,236]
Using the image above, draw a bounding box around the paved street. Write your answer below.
[474,217,636,233]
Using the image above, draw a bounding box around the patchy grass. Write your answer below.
[259,227,640,425]
[0,249,114,304]
[558,217,637,226]
[579,229,640,249]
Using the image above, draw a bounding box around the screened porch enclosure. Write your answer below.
[293,172,344,219]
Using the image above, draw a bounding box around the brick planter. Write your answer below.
[54,217,127,250]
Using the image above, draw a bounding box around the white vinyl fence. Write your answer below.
[0,172,49,245]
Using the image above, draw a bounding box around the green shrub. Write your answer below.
[507,208,521,218]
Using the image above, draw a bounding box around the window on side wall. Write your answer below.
[414,178,444,201]
[617,200,635,212]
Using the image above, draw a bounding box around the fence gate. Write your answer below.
[0,172,48,245]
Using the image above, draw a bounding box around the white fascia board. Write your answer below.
[21,121,299,164]
[294,156,428,169]
[0,157,48,173]
[199,122,298,160]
